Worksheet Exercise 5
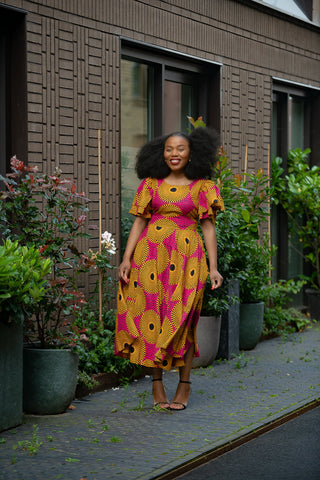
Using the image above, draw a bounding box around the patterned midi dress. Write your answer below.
[115,177,224,370]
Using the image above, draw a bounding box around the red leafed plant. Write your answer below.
[0,157,93,348]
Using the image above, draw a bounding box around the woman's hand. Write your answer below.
[118,259,131,284]
[210,269,223,290]
[118,216,148,285]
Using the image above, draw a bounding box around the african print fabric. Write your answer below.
[115,178,224,370]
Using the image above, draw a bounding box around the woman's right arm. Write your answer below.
[118,216,148,283]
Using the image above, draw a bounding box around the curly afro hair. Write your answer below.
[135,127,219,180]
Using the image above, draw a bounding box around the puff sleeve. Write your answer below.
[198,180,224,223]
[129,178,154,218]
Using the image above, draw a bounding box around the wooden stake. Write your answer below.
[244,144,248,174]
[98,129,103,327]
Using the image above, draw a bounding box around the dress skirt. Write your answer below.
[115,177,224,370]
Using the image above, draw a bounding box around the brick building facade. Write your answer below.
[1,0,319,284]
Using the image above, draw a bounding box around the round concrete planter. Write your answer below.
[306,289,320,322]
[192,315,221,368]
[23,348,79,415]
[239,302,264,350]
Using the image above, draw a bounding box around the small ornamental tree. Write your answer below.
[0,157,91,347]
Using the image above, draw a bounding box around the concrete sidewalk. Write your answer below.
[0,324,320,480]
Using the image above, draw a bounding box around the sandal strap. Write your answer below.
[152,378,163,382]
[179,380,191,384]
[170,401,187,410]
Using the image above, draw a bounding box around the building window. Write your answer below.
[121,59,153,217]
[120,43,220,219]
[254,0,315,22]
[271,81,320,304]
[0,6,27,179]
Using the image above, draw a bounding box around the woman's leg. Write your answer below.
[170,344,194,410]
[152,367,169,408]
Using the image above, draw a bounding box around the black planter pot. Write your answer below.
[23,348,79,415]
[306,289,320,322]
[239,301,264,350]
[0,320,23,431]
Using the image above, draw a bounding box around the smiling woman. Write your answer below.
[115,127,224,411]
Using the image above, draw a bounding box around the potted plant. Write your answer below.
[0,157,92,415]
[272,148,320,321]
[262,278,308,338]
[0,239,51,430]
[213,149,275,350]
[237,236,275,349]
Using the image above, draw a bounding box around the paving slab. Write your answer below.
[0,323,319,480]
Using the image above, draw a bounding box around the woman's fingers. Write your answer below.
[118,262,131,283]
[210,271,223,290]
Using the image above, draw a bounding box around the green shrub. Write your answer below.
[0,239,52,324]
[75,308,141,383]
[262,279,311,336]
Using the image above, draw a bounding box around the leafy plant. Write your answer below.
[188,118,275,311]
[75,308,142,381]
[272,148,320,291]
[0,239,52,324]
[16,425,42,455]
[77,370,99,390]
[0,157,92,347]
[262,279,311,336]
[212,147,275,305]
[233,352,248,369]
[187,115,206,131]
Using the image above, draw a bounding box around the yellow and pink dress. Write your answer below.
[115,177,224,370]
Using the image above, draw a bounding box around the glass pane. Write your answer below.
[260,0,310,21]
[271,101,278,158]
[288,96,305,304]
[164,80,193,134]
[121,60,152,218]
[290,97,304,149]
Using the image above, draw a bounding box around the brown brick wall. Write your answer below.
[1,0,319,261]
[21,8,121,263]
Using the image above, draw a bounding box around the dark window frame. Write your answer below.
[0,5,27,178]
[121,40,221,137]
[272,80,320,290]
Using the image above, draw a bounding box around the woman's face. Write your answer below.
[164,135,191,173]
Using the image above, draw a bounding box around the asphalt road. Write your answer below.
[177,406,320,480]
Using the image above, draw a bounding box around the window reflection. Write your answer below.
[121,60,151,217]
[164,81,193,134]
[259,0,310,21]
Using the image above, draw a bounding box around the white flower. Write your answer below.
[101,230,116,255]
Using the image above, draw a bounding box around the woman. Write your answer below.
[115,127,224,410]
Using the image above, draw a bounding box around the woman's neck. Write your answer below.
[164,172,193,185]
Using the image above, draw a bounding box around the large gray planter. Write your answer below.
[0,321,23,431]
[239,301,264,350]
[23,348,79,415]
[192,315,221,368]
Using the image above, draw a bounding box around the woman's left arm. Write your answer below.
[200,218,223,290]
